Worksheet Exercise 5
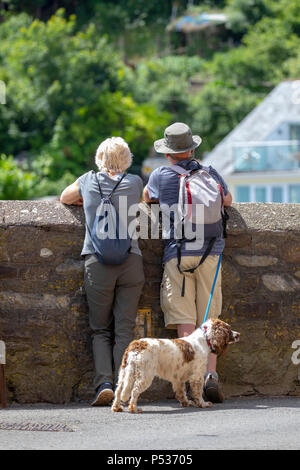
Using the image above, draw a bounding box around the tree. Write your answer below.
[0,154,37,199]
[0,10,170,192]
[126,56,204,122]
[190,82,260,155]
[226,0,273,34]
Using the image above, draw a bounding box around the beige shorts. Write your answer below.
[160,255,222,329]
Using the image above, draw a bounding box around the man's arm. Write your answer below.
[60,180,83,205]
[143,168,160,204]
[143,185,158,204]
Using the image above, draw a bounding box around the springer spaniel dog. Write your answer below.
[112,318,240,413]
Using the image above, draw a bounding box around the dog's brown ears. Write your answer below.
[210,319,237,357]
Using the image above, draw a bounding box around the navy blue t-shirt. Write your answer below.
[146,159,229,263]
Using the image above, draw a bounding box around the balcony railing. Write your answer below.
[233,140,300,172]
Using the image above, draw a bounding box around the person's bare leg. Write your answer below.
[177,324,195,338]
[207,352,217,372]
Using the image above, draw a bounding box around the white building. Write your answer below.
[202,81,300,203]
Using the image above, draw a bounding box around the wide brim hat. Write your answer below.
[154,122,202,154]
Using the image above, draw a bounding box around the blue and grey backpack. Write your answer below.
[87,171,131,265]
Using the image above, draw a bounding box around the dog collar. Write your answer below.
[201,325,216,354]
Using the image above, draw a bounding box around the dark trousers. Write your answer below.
[84,253,145,390]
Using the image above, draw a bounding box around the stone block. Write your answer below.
[55,259,84,275]
[224,233,252,248]
[235,255,278,267]
[19,265,52,281]
[0,291,71,310]
[262,274,300,292]
[221,260,240,293]
[5,226,83,264]
[0,265,17,279]
[281,243,300,264]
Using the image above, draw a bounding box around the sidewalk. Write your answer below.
[0,397,299,450]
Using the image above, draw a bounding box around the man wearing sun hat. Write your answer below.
[144,122,232,403]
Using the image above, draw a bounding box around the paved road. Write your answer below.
[0,397,299,450]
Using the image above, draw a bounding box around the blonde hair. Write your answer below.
[95,137,132,173]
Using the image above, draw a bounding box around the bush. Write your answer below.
[126,56,204,123]
[0,154,37,200]
[0,10,170,185]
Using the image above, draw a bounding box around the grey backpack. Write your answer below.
[171,163,225,239]
[87,171,131,265]
[170,161,228,296]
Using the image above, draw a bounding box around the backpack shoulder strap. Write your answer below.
[92,171,104,199]
[108,173,126,198]
[171,159,204,176]
[170,164,190,176]
[92,171,126,199]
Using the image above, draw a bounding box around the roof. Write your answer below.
[167,12,227,33]
[202,81,300,175]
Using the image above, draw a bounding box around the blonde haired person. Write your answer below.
[95,136,132,173]
[60,137,145,406]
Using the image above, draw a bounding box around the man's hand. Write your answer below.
[143,186,158,204]
[71,197,83,206]
[223,192,232,207]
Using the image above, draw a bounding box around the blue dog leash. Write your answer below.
[201,253,222,325]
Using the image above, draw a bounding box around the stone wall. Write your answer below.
[0,200,299,403]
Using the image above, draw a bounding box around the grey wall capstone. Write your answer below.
[0,201,299,403]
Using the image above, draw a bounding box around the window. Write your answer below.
[233,142,300,172]
[289,185,300,203]
[271,187,283,203]
[236,186,250,202]
[255,187,267,202]
[290,124,300,141]
[235,184,300,203]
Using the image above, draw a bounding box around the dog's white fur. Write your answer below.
[112,318,240,413]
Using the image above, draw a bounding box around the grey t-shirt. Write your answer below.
[78,170,143,257]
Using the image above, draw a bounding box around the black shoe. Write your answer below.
[91,382,114,406]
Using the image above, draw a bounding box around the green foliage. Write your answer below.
[0,154,37,199]
[190,83,260,154]
[0,11,125,151]
[127,56,204,122]
[2,0,300,199]
[1,0,227,24]
[0,153,77,199]
[243,17,299,67]
[91,0,173,33]
[0,0,175,25]
[207,46,270,91]
[226,0,273,34]
[36,91,170,178]
[33,171,77,198]
[188,1,227,15]
[206,14,299,92]
[0,10,170,185]
[269,0,300,36]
